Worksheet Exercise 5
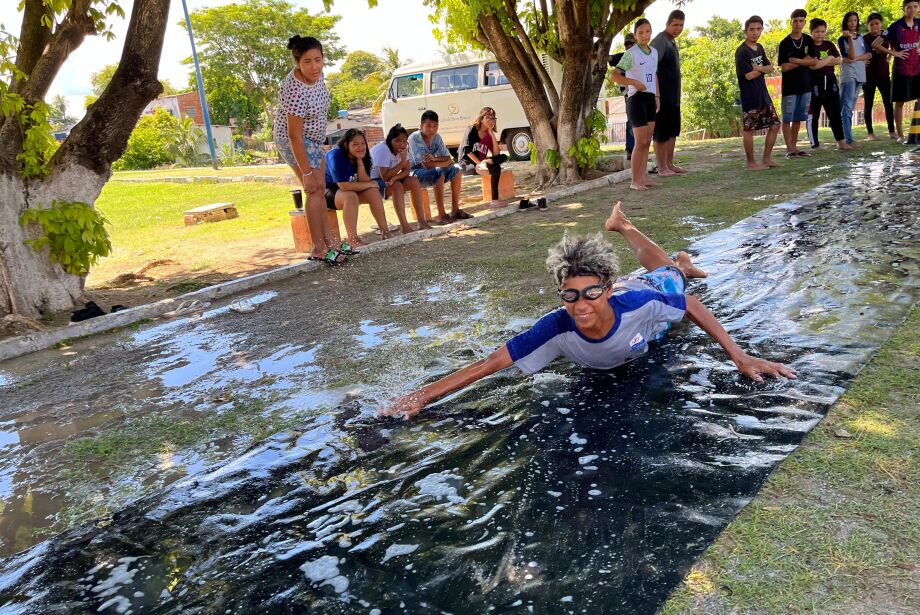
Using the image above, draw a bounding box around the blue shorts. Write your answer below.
[410,165,459,188]
[375,178,387,197]
[781,93,811,123]
[277,136,324,170]
[619,265,687,340]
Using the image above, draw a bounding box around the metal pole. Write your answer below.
[181,0,219,169]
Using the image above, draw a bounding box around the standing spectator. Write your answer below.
[838,12,871,146]
[736,16,781,170]
[457,107,510,208]
[408,110,471,225]
[325,128,392,250]
[863,12,897,140]
[273,35,345,265]
[371,124,431,234]
[608,34,637,160]
[651,9,686,176]
[778,8,818,157]
[806,18,850,150]
[610,19,660,192]
[872,0,920,143]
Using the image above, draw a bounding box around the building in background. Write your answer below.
[142,91,233,155]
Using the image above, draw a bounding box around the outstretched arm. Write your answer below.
[380,345,514,419]
[684,295,797,381]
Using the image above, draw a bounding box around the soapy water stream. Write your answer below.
[0,154,918,613]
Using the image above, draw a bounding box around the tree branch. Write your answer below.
[14,0,54,86]
[505,0,559,111]
[52,0,171,176]
[18,0,97,102]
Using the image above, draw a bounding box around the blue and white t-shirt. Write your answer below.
[506,280,686,375]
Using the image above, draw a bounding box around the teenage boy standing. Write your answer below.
[778,8,818,157]
[863,12,897,140]
[736,16,781,170]
[651,10,686,176]
[806,18,850,150]
[872,0,920,143]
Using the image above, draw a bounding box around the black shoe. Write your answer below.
[537,197,548,211]
[71,301,106,322]
[518,198,536,211]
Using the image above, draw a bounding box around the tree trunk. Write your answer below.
[555,0,594,184]
[479,13,559,187]
[0,0,172,318]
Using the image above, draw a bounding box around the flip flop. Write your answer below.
[339,241,361,256]
[308,249,347,265]
[451,209,473,220]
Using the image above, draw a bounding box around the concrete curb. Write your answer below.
[0,169,632,363]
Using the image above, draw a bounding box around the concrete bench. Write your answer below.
[481,169,515,201]
[183,202,238,226]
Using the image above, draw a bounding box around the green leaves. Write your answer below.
[566,109,608,171]
[20,201,112,276]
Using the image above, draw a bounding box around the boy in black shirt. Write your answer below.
[736,16,781,169]
[778,8,819,156]
[806,18,850,150]
[651,10,687,176]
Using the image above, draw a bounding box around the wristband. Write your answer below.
[304,170,313,176]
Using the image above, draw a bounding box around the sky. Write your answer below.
[1,0,803,119]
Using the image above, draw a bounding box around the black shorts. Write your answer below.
[891,73,920,103]
[324,187,339,211]
[653,104,681,141]
[626,92,657,128]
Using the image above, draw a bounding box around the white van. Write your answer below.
[382,51,563,161]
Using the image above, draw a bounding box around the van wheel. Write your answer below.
[506,129,533,161]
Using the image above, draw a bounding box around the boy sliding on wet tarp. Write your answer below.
[381,203,796,419]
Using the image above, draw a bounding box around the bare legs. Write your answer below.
[743,124,780,170]
[654,137,685,176]
[404,176,432,230]
[605,201,707,279]
[289,164,337,258]
[782,121,803,155]
[894,102,906,141]
[630,123,657,191]
[335,188,391,247]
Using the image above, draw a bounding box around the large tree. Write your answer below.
[187,0,344,126]
[424,0,666,186]
[0,0,171,318]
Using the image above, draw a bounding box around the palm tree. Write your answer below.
[371,46,412,113]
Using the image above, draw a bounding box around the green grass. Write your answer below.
[112,163,294,180]
[662,306,920,615]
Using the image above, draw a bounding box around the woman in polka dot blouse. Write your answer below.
[273,35,345,264]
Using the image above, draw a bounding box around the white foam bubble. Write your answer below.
[382,543,419,562]
[578,455,598,465]
[415,471,465,504]
[569,433,587,445]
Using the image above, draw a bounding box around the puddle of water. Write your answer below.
[0,154,918,613]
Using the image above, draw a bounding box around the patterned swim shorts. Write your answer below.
[276,136,324,170]
[743,104,781,132]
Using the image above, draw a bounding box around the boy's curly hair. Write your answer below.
[546,233,620,287]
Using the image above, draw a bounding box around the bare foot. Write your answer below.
[400,225,414,234]
[604,201,631,232]
[889,133,898,140]
[762,158,779,168]
[837,143,852,150]
[746,162,767,170]
[643,179,660,187]
[417,221,433,230]
[675,250,707,279]
[657,168,677,177]
[349,238,367,248]
[867,134,879,141]
[670,165,687,174]
[630,183,649,191]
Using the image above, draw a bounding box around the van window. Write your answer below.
[430,65,478,94]
[393,73,423,99]
[484,62,509,87]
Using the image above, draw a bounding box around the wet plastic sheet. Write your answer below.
[0,155,918,613]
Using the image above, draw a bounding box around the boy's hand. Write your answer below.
[379,392,427,419]
[734,354,797,382]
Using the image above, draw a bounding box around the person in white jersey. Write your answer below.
[610,19,660,192]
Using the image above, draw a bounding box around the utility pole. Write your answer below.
[181,0,219,169]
